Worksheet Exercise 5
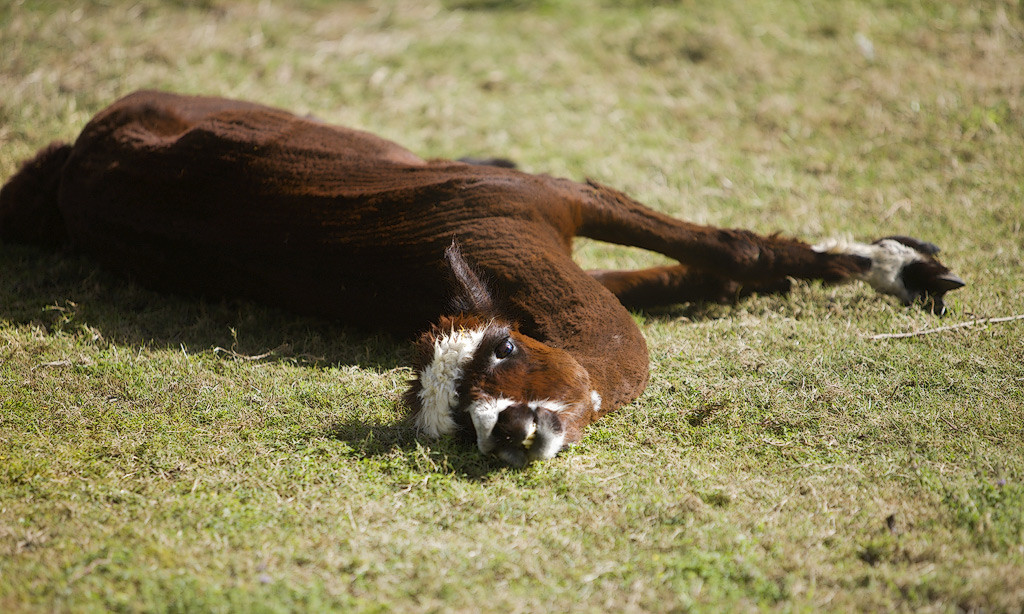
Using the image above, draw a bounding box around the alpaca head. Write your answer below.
[404,243,599,465]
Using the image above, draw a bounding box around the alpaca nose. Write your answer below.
[493,403,537,449]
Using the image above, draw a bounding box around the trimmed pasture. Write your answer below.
[2,1,1023,611]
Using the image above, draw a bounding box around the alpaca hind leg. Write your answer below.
[577,181,868,283]
[575,181,963,311]
[589,265,791,310]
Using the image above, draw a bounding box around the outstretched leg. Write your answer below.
[576,180,865,283]
[589,265,791,310]
[572,180,964,312]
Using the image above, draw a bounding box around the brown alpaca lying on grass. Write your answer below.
[0,91,964,465]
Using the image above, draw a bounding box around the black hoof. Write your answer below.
[912,273,965,315]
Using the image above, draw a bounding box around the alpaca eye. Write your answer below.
[494,337,515,359]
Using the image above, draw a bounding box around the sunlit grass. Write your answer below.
[2,0,1023,611]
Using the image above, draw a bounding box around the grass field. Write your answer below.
[2,0,1023,611]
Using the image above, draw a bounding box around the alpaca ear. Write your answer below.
[445,240,495,316]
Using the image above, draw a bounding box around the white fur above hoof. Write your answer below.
[813,236,964,312]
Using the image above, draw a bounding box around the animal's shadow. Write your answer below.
[0,245,556,477]
[0,244,407,368]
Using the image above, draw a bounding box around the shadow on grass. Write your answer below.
[1,243,753,478]
[0,244,409,370]
[1,244,519,477]
[325,416,514,479]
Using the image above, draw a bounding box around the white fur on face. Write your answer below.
[414,326,486,438]
[813,238,925,303]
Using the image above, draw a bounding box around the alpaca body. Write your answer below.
[0,91,963,463]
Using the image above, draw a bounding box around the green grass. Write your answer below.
[2,0,1023,611]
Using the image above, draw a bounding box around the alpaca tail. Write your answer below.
[0,141,72,248]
